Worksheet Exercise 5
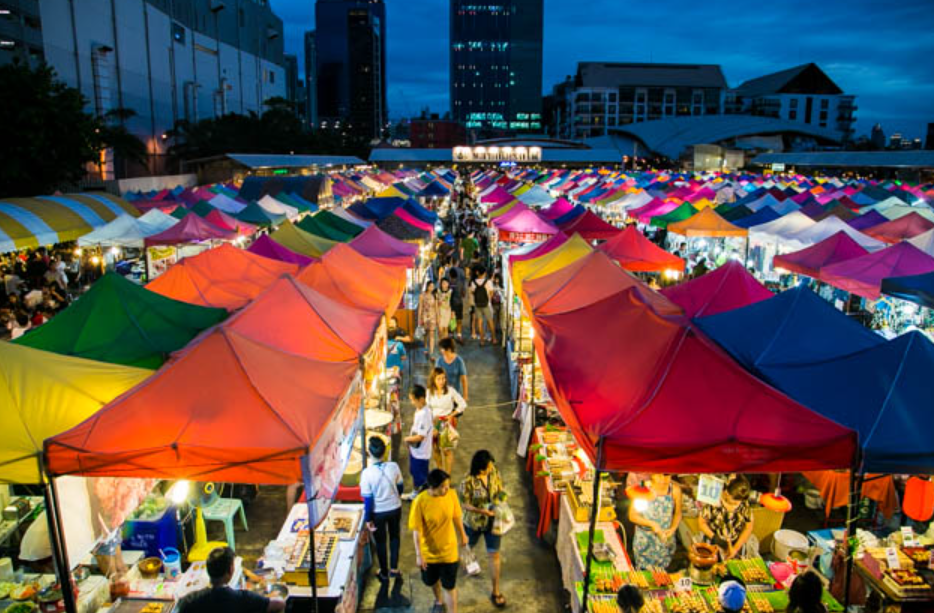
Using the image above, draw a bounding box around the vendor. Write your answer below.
[19,511,54,574]
[629,474,682,570]
[176,546,284,613]
[698,476,755,560]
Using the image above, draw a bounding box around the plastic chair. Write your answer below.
[201,498,248,549]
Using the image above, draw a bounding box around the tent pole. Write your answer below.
[843,449,863,609]
[581,437,604,613]
[308,520,319,613]
[44,469,77,613]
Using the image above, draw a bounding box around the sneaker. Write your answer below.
[401,491,417,501]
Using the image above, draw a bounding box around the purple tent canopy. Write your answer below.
[848,209,889,231]
[247,234,316,266]
[773,231,869,278]
[349,225,419,259]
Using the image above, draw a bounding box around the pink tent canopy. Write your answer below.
[630,198,679,224]
[349,225,419,262]
[539,198,575,220]
[481,186,515,205]
[247,234,316,266]
[205,209,257,237]
[509,232,570,265]
[557,209,622,240]
[820,242,934,300]
[490,202,531,225]
[493,207,558,242]
[393,207,434,232]
[661,261,773,317]
[772,231,868,279]
[144,212,237,247]
[865,212,934,244]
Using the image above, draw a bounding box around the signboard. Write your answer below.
[453,145,542,163]
[771,163,786,172]
[301,372,364,528]
[146,246,177,281]
[697,475,726,506]
[498,231,554,244]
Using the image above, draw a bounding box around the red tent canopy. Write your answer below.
[146,244,298,310]
[246,234,316,266]
[661,261,773,317]
[773,231,868,279]
[865,212,934,244]
[598,226,685,272]
[557,209,622,240]
[144,212,237,246]
[820,242,934,300]
[530,288,857,472]
[296,243,407,316]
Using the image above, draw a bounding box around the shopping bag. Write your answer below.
[461,546,481,576]
[439,420,460,449]
[414,325,425,342]
[492,502,516,536]
[449,315,457,333]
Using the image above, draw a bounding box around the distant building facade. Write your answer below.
[0,0,44,67]
[410,114,466,148]
[547,62,729,140]
[284,53,300,113]
[27,0,286,177]
[871,123,886,149]
[449,0,544,135]
[729,63,856,141]
[304,30,318,127]
[315,0,387,139]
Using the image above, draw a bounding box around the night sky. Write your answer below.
[273,0,934,140]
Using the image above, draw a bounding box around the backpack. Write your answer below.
[472,278,489,308]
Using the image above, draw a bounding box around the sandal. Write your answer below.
[430,602,445,613]
[491,592,507,608]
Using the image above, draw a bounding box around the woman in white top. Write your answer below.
[359,436,403,581]
[427,366,466,474]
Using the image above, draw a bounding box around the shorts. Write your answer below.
[475,305,494,322]
[421,561,459,590]
[465,525,501,553]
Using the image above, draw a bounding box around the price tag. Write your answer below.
[697,475,725,506]
[901,526,917,547]
[675,577,693,592]
[886,546,901,570]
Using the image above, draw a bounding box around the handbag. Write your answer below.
[492,502,516,536]
[439,419,460,449]
[461,546,481,576]
[449,315,457,332]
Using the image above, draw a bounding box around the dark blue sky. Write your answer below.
[273,0,934,140]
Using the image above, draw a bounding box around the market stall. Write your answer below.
[660,261,774,318]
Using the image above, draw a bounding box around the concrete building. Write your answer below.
[449,0,544,135]
[315,0,387,139]
[729,63,857,141]
[0,0,44,67]
[547,62,729,140]
[304,29,318,128]
[409,114,466,149]
[871,123,886,149]
[33,0,286,177]
[283,53,299,113]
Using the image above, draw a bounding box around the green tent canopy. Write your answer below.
[190,200,217,218]
[313,210,365,238]
[14,272,227,368]
[273,192,311,213]
[650,202,699,229]
[236,201,283,226]
[296,216,354,242]
[170,206,190,220]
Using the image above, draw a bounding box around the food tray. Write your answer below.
[107,598,175,613]
[753,589,844,612]
[666,590,712,613]
[321,508,362,540]
[725,558,775,585]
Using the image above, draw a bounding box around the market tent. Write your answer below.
[556,209,622,240]
[510,233,594,296]
[667,207,747,238]
[257,195,300,221]
[821,242,934,300]
[208,194,247,215]
[517,186,555,207]
[77,211,178,249]
[331,207,371,229]
[597,226,685,273]
[782,215,886,251]
[204,209,257,237]
[296,243,407,316]
[418,181,450,199]
[694,285,884,373]
[880,205,934,223]
[523,250,680,317]
[649,202,698,229]
[530,287,856,472]
[394,207,434,232]
[731,206,781,229]
[348,225,418,268]
[377,213,431,242]
[538,198,575,220]
[350,197,404,221]
[270,221,339,257]
[865,212,934,244]
[552,205,586,226]
[144,212,237,247]
[908,228,934,257]
[772,231,869,278]
[236,201,283,226]
[881,271,934,309]
[814,203,857,223]
[487,199,520,219]
[0,342,151,484]
[0,194,139,253]
[45,327,359,482]
[297,215,354,242]
[402,199,439,224]
[493,206,559,242]
[661,261,773,317]
[508,231,569,264]
[749,211,816,245]
[13,272,227,368]
[314,210,365,237]
[146,244,299,310]
[246,234,316,266]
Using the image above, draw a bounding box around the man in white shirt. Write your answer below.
[403,384,433,501]
[360,436,404,581]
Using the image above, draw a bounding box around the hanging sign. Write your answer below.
[697,475,726,506]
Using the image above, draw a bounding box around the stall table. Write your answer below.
[525,427,562,538]
[854,559,934,612]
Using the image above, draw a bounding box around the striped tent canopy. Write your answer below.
[0,193,139,253]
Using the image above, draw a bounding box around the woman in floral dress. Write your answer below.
[437,278,454,339]
[629,473,682,570]
[417,280,440,356]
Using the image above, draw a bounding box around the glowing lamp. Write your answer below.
[90,255,101,265]
[903,477,934,522]
[760,492,793,513]
[625,484,655,502]
[167,480,191,505]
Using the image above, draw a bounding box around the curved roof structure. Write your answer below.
[611,115,843,160]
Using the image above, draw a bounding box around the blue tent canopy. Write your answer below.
[552,204,586,226]
[732,206,782,229]
[403,198,439,224]
[349,197,405,221]
[418,181,450,199]
[881,271,934,309]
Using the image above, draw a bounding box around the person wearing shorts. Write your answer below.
[459,450,507,607]
[409,469,468,613]
[469,266,497,345]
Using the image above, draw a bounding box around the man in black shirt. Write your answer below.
[176,546,285,613]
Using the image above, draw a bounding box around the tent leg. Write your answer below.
[843,451,863,610]
[45,475,77,613]
[308,523,319,613]
[581,437,604,613]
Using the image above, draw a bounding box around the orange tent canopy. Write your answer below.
[667,206,748,238]
[296,243,407,317]
[146,244,298,310]
[598,226,686,272]
[44,328,359,483]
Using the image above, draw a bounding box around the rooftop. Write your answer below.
[734,63,843,97]
[192,153,367,169]
[751,151,934,169]
[368,148,622,164]
[576,62,728,90]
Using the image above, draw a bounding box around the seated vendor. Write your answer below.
[698,476,755,560]
[629,474,682,570]
[387,316,412,343]
[177,546,285,613]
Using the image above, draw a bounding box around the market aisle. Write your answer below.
[358,341,565,612]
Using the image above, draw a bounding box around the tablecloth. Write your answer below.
[802,471,898,519]
[526,427,561,538]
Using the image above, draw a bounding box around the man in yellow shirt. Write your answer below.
[409,469,469,613]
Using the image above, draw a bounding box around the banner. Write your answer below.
[301,372,364,528]
[146,246,177,280]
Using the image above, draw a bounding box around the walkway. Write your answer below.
[358,340,565,612]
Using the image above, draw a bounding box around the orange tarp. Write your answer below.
[667,206,748,238]
[146,244,298,310]
[296,243,407,317]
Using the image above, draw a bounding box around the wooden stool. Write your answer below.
[201,498,248,549]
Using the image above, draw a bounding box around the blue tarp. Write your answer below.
[881,271,934,309]
[733,206,782,229]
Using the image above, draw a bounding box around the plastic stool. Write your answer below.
[201,498,248,549]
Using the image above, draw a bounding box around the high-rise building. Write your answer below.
[449,0,544,135]
[925,123,934,151]
[0,1,44,68]
[284,54,300,114]
[890,133,903,149]
[304,30,318,128]
[870,123,886,149]
[24,0,286,177]
[315,0,387,139]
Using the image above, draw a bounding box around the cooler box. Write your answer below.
[122,506,179,558]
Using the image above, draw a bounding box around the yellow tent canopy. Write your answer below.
[270,221,339,257]
[0,342,152,483]
[667,206,748,238]
[488,200,520,219]
[511,184,532,197]
[376,186,407,199]
[511,233,594,297]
